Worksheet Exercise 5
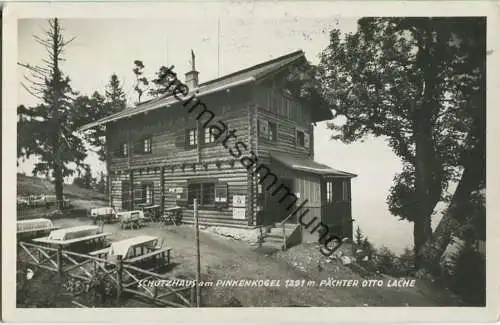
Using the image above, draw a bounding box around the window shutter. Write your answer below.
[215,182,229,208]
[175,131,186,148]
[259,120,269,138]
[304,132,310,148]
[115,145,122,157]
[133,182,143,208]
[134,138,142,154]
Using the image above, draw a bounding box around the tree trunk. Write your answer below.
[418,137,485,277]
[412,22,444,269]
[54,162,64,210]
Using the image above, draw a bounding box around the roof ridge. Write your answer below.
[198,49,304,87]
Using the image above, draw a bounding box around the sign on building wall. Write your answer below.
[232,208,246,220]
[232,195,246,219]
[232,195,246,208]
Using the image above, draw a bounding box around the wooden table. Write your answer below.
[141,204,161,222]
[162,206,182,226]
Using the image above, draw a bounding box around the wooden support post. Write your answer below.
[194,199,201,307]
[160,166,165,216]
[190,286,196,306]
[116,255,123,305]
[56,245,63,276]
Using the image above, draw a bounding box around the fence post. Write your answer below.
[99,218,104,233]
[194,199,201,307]
[56,245,63,276]
[116,255,123,305]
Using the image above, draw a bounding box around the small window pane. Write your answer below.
[143,137,152,153]
[297,130,305,147]
[205,127,215,144]
[268,122,277,141]
[188,129,198,146]
[202,183,215,204]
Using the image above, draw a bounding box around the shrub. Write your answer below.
[374,246,398,275]
[448,243,486,306]
[372,246,415,277]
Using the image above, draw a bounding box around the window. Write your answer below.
[187,128,198,148]
[341,180,349,201]
[134,136,152,154]
[297,130,305,147]
[188,182,215,206]
[326,181,333,203]
[117,143,128,157]
[268,122,277,141]
[143,137,152,153]
[142,182,154,204]
[204,127,216,144]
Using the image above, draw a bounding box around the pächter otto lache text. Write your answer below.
[138,278,416,288]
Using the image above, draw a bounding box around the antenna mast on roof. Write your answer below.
[191,49,196,70]
[165,39,169,64]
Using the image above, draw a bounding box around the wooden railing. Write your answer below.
[278,212,298,250]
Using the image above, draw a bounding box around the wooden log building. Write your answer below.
[80,50,356,242]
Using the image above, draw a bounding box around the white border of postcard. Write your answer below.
[3,1,500,323]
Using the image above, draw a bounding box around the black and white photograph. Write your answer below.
[2,1,498,323]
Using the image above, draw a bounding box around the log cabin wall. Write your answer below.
[106,86,256,227]
[109,171,130,210]
[253,83,313,162]
[107,87,252,170]
[162,162,250,227]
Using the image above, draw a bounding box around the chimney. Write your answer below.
[185,50,199,89]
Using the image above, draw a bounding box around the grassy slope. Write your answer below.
[16,175,107,219]
[17,174,106,200]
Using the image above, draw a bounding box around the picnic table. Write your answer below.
[17,218,59,236]
[32,225,111,252]
[89,207,117,224]
[116,210,145,230]
[137,204,161,222]
[161,206,183,225]
[89,235,170,269]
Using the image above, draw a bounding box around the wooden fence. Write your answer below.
[18,241,195,308]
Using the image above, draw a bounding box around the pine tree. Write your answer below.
[105,74,127,113]
[17,18,85,210]
[355,226,364,246]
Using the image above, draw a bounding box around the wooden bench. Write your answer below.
[125,247,171,266]
[162,207,182,226]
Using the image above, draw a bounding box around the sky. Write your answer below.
[16,16,443,253]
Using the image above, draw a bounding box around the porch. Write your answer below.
[256,151,357,246]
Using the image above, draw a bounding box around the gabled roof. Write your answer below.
[270,151,357,178]
[79,50,333,131]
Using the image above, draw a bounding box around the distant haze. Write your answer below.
[17,17,446,254]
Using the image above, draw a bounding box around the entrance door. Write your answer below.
[322,177,352,238]
[259,177,295,226]
[322,179,335,225]
[122,180,132,211]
